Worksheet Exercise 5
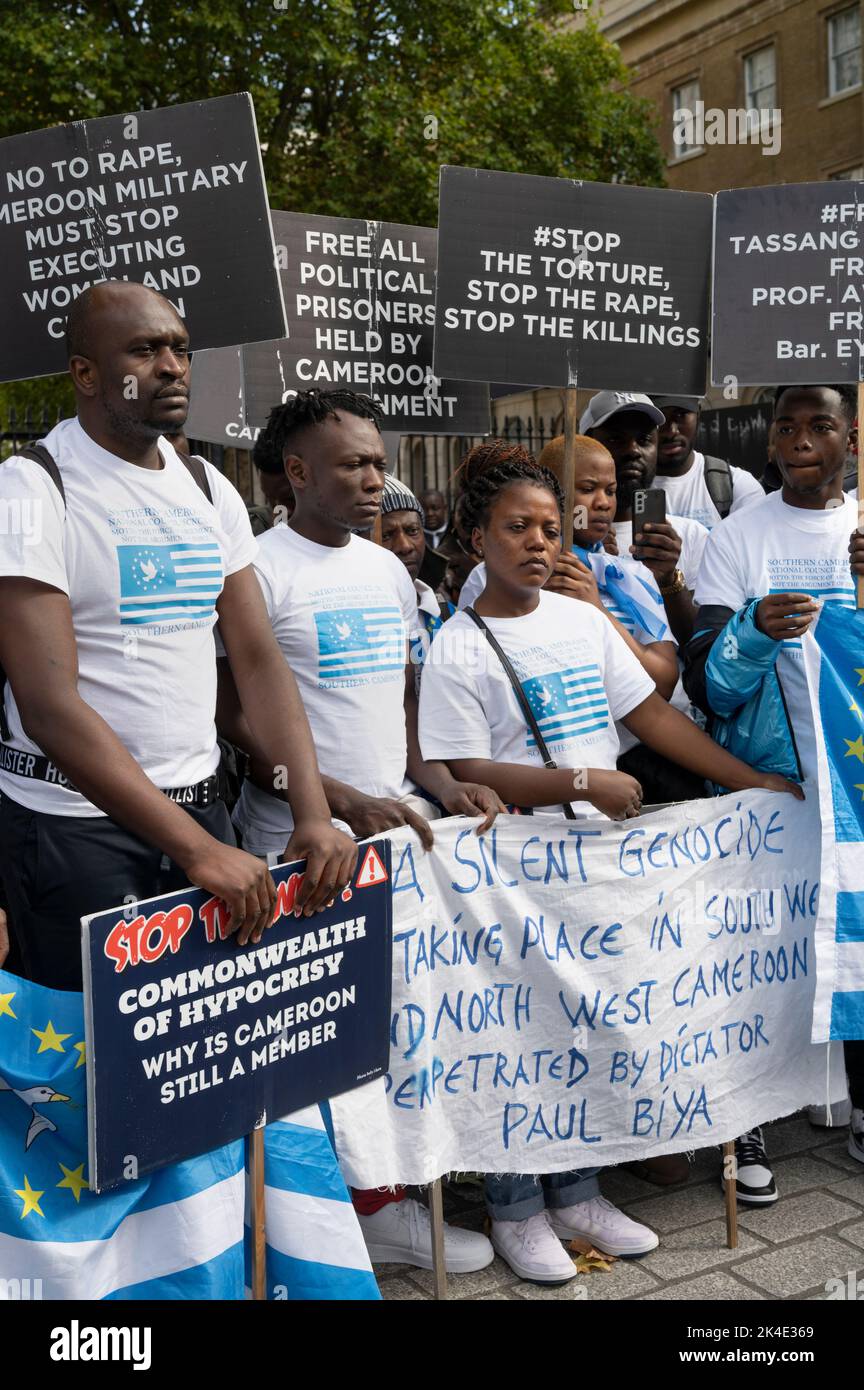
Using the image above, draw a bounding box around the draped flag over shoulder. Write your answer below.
[0,970,380,1300]
[0,968,245,1300]
[803,604,864,1041]
[245,1106,380,1302]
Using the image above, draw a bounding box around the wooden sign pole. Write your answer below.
[563,386,579,548]
[428,1178,449,1300]
[722,1140,738,1249]
[858,382,864,610]
[250,1127,267,1299]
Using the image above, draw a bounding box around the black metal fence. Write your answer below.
[0,407,65,460]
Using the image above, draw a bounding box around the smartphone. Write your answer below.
[632,488,666,557]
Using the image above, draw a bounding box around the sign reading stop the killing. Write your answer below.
[713,181,864,386]
[433,166,712,395]
[0,92,287,382]
[242,210,490,432]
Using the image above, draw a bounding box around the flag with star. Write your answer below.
[0,967,245,1298]
[803,604,864,1040]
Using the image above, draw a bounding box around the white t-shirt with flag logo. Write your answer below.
[694,489,858,781]
[418,589,654,815]
[0,418,256,816]
[231,525,416,854]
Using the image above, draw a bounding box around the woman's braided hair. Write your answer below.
[458,460,564,550]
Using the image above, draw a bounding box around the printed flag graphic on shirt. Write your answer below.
[803,604,864,1041]
[116,542,223,625]
[520,665,609,750]
[315,606,405,683]
[0,971,379,1300]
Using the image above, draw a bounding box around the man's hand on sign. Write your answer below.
[755,592,820,642]
[0,909,8,968]
[630,521,682,587]
[283,819,359,916]
[753,772,806,800]
[328,788,435,852]
[545,552,603,608]
[183,843,277,947]
[437,779,507,834]
[584,769,644,820]
[849,524,864,578]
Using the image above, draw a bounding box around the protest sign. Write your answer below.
[433,166,712,394]
[0,92,287,382]
[184,347,258,449]
[713,181,864,385]
[242,211,491,432]
[81,843,392,1192]
[331,794,839,1186]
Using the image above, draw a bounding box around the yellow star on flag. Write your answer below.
[0,991,16,1020]
[73,1041,86,1069]
[56,1162,89,1203]
[14,1175,45,1219]
[856,668,864,686]
[31,1020,72,1054]
[855,784,864,803]
[844,735,864,763]
[852,701,863,718]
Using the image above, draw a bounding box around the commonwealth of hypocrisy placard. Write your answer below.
[0,92,287,382]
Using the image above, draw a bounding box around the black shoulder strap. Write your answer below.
[16,444,66,508]
[703,455,733,520]
[465,606,577,819]
[177,451,213,504]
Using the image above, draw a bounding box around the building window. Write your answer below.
[828,6,862,97]
[744,45,777,110]
[829,164,864,179]
[671,78,702,157]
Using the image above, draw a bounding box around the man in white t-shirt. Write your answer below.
[687,382,861,1198]
[215,387,501,1276]
[0,283,356,991]
[651,394,764,530]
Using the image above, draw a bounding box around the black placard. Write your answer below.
[0,93,287,383]
[184,347,258,449]
[433,166,711,394]
[242,211,490,432]
[713,182,864,385]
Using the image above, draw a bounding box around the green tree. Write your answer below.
[0,0,663,411]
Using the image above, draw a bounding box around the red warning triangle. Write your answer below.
[356,844,388,888]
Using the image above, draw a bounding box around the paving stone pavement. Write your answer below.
[375,1111,864,1301]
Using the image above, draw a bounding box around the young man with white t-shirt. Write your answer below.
[651,394,764,530]
[0,283,357,991]
[215,388,503,1276]
[686,382,864,1186]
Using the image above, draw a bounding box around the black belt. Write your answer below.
[0,743,219,807]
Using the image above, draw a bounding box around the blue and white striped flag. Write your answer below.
[0,971,380,1300]
[803,604,864,1041]
[246,1107,380,1301]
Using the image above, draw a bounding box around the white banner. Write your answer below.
[332,790,843,1186]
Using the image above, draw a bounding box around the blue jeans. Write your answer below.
[485,1168,601,1222]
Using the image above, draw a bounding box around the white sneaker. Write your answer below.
[490,1210,577,1283]
[807,1099,852,1127]
[357,1197,494,1273]
[849,1108,864,1165]
[548,1196,659,1257]
[728,1128,778,1205]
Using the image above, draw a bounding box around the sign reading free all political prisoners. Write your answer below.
[433,166,712,395]
[242,210,491,433]
[331,793,839,1186]
[0,93,287,382]
[713,181,864,385]
[81,843,392,1192]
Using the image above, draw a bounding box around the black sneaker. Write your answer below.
[723,1128,778,1205]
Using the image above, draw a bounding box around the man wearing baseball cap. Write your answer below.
[651,395,764,530]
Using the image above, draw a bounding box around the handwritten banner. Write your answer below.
[332,793,839,1185]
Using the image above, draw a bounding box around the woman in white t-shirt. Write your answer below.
[418,459,802,1284]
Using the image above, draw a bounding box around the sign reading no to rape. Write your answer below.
[242,210,490,432]
[433,166,712,394]
[0,93,287,383]
[82,843,392,1191]
[713,181,864,385]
